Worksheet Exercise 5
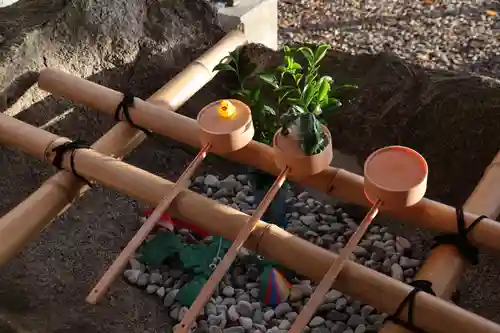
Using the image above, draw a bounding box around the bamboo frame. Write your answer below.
[381,151,500,333]
[37,68,500,254]
[0,30,247,266]
[0,114,499,333]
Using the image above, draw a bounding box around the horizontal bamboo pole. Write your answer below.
[382,150,500,333]
[0,30,247,266]
[37,69,500,254]
[0,114,498,333]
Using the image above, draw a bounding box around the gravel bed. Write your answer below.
[124,174,424,333]
[278,0,500,76]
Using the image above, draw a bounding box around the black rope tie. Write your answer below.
[114,92,153,135]
[52,140,93,187]
[384,279,436,333]
[431,207,487,265]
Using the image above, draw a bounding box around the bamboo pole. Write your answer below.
[0,115,499,333]
[0,30,247,266]
[37,69,500,254]
[178,168,290,333]
[381,150,500,333]
[87,143,211,304]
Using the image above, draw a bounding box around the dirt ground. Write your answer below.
[1,47,500,332]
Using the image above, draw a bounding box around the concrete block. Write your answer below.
[217,0,278,50]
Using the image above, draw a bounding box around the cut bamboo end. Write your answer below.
[364,146,428,209]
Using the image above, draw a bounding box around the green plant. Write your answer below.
[214,44,356,155]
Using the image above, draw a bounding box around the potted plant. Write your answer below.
[214,44,355,227]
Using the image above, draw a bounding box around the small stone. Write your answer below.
[390,263,404,281]
[360,305,374,318]
[324,290,342,303]
[331,322,348,333]
[354,325,366,333]
[279,320,291,330]
[146,284,159,294]
[404,268,415,277]
[239,317,253,329]
[206,303,217,316]
[286,311,298,322]
[124,269,141,284]
[290,285,305,301]
[222,298,237,307]
[309,316,325,327]
[237,300,253,317]
[400,257,420,269]
[129,258,143,271]
[253,309,264,323]
[311,327,329,333]
[137,273,149,287]
[156,286,166,297]
[164,289,179,307]
[396,236,411,250]
[335,297,347,311]
[264,309,275,321]
[210,326,223,333]
[382,233,393,241]
[149,272,163,285]
[300,215,316,225]
[169,306,180,320]
[274,303,292,318]
[250,288,260,298]
[228,305,240,321]
[352,246,369,258]
[347,315,366,327]
[223,327,245,333]
[330,223,345,233]
[326,310,348,322]
[223,286,235,297]
[237,293,251,303]
[205,175,219,187]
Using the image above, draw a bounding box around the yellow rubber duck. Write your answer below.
[218,100,236,119]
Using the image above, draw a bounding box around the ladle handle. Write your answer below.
[176,167,290,333]
[86,143,211,304]
[289,199,383,333]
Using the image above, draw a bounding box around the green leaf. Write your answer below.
[314,44,330,65]
[312,104,322,116]
[290,62,302,70]
[298,47,314,66]
[302,82,317,108]
[317,76,332,104]
[137,232,184,267]
[176,275,208,307]
[263,105,276,115]
[258,73,279,88]
[250,88,261,104]
[213,63,237,73]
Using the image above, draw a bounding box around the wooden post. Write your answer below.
[381,151,500,333]
[0,30,247,266]
[0,115,499,333]
[37,69,500,254]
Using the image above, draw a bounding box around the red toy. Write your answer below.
[143,209,210,238]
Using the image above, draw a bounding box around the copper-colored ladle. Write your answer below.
[289,146,428,333]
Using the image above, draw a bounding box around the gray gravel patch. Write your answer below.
[279,0,500,76]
